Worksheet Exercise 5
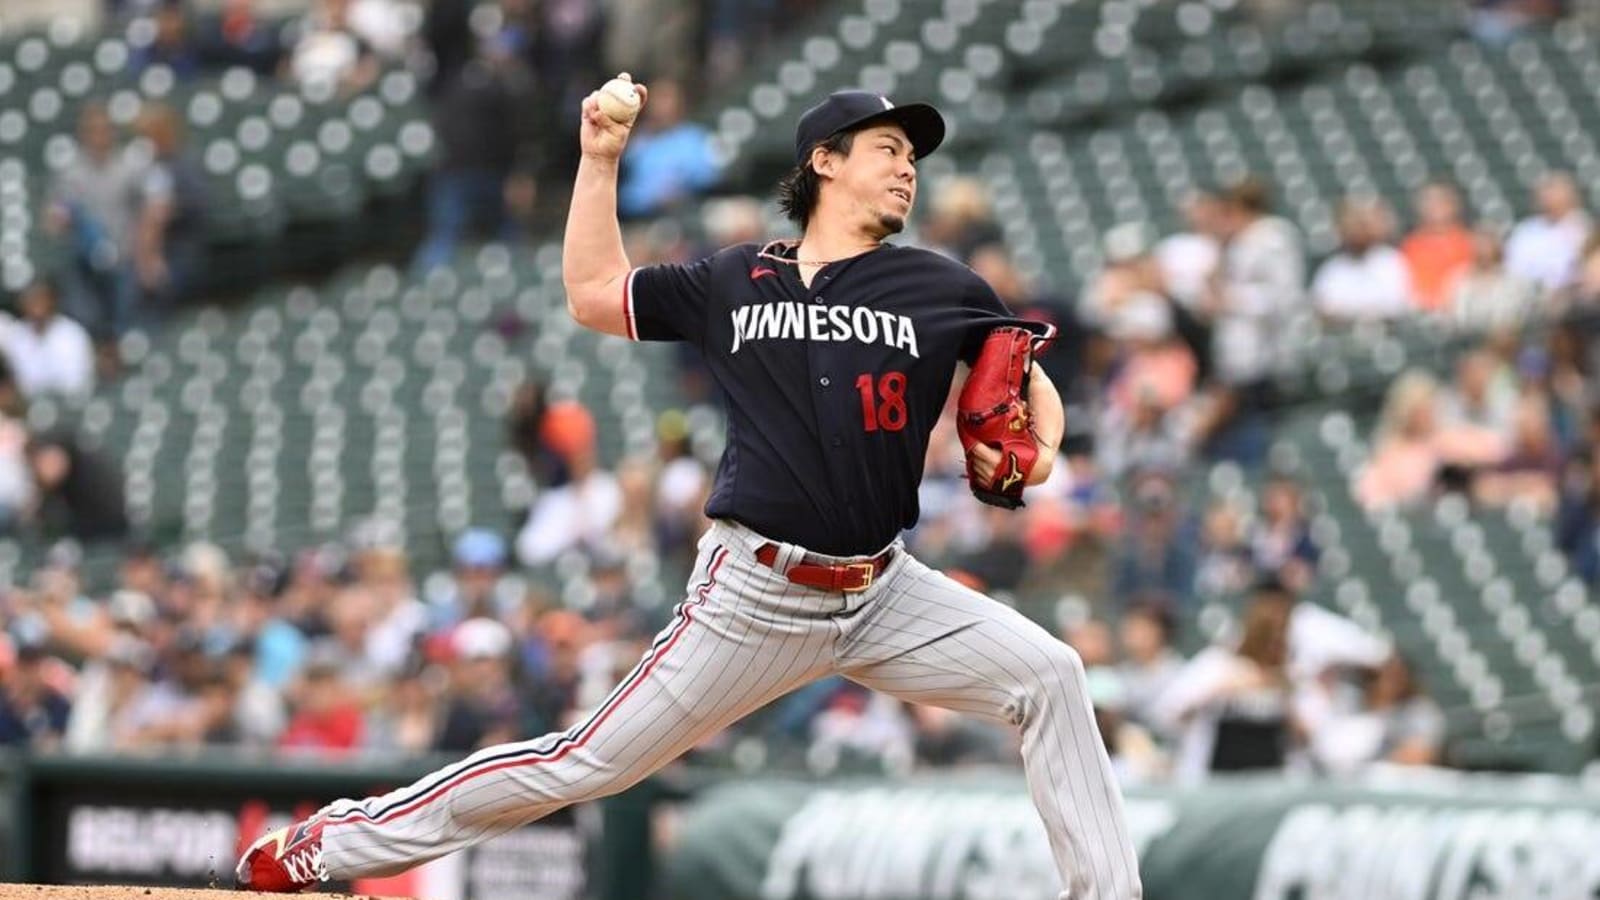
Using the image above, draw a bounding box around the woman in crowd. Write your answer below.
[1153,595,1296,783]
[1354,370,1506,511]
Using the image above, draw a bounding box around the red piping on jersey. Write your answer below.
[326,546,730,828]
[1031,322,1059,356]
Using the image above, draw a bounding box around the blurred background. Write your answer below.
[2,0,1600,897]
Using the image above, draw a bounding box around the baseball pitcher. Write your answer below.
[237,81,1142,900]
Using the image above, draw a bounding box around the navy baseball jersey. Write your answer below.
[623,240,1046,555]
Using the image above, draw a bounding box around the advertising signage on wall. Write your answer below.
[21,755,588,899]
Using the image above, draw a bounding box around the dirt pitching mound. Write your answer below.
[0,886,403,900]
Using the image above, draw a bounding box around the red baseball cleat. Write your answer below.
[235,814,328,892]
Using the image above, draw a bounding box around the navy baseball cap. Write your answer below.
[793,90,945,165]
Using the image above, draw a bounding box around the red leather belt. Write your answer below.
[754,543,892,594]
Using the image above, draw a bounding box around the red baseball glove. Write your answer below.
[957,326,1047,509]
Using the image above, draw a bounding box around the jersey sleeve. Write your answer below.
[624,256,713,344]
[958,277,1059,365]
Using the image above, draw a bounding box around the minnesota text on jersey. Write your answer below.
[729,301,920,357]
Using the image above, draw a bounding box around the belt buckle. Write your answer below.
[841,561,876,593]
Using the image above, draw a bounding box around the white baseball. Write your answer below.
[597,73,642,125]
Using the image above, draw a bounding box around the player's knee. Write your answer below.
[1044,641,1086,687]
[1006,641,1087,727]
[562,764,642,804]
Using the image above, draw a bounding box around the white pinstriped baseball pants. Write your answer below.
[320,519,1142,899]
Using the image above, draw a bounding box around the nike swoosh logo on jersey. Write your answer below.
[750,266,778,281]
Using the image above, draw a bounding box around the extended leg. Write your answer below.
[838,553,1142,900]
[318,537,837,878]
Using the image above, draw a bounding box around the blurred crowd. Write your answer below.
[0,95,161,536]
[0,356,716,761]
[0,522,672,758]
[5,0,1600,787]
[3,0,789,537]
[42,99,205,366]
[1469,0,1571,44]
[17,156,1595,782]
[0,369,1448,788]
[736,577,1443,786]
[30,0,787,353]
[81,0,782,279]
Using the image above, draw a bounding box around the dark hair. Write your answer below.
[22,276,59,301]
[1124,596,1175,642]
[1223,175,1272,215]
[1249,572,1294,601]
[1237,595,1290,670]
[777,130,855,230]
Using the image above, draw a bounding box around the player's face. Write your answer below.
[834,124,917,236]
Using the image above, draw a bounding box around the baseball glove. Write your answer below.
[958,326,1046,509]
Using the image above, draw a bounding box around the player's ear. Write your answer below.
[810,144,840,179]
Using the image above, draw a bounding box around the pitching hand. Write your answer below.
[579,82,648,162]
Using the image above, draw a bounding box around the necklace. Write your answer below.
[756,239,883,267]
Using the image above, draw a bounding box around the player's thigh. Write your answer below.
[840,556,1085,725]
[580,534,839,766]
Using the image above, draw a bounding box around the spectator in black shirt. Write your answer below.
[1110,470,1197,608]
[434,618,522,752]
[132,0,203,81]
[421,0,476,95]
[0,644,72,748]
[26,430,130,542]
[133,104,208,320]
[520,609,585,736]
[413,31,540,273]
[199,0,284,75]
[1154,591,1294,782]
[1558,448,1600,582]
[506,380,570,489]
[531,0,604,175]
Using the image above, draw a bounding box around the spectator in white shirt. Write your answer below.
[1153,591,1295,784]
[1158,575,1393,782]
[2,280,95,399]
[1190,176,1302,465]
[516,401,622,566]
[1452,226,1538,333]
[1156,189,1223,309]
[1303,654,1445,775]
[1116,600,1186,739]
[1202,177,1304,386]
[1436,348,1516,440]
[1312,196,1414,324]
[0,411,32,530]
[1279,585,1391,685]
[1504,171,1592,294]
[288,0,381,94]
[45,102,146,342]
